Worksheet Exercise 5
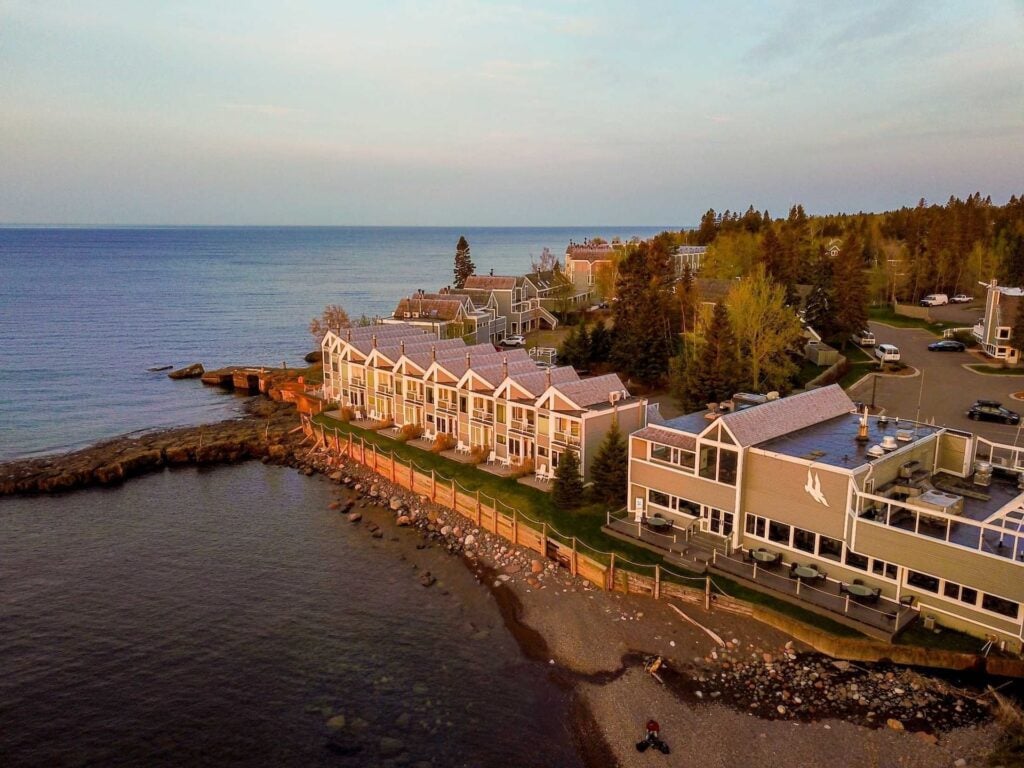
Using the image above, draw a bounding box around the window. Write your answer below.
[818,535,843,562]
[651,444,671,462]
[699,445,718,480]
[426,387,434,404]
[426,415,434,424]
[844,551,869,571]
[496,435,506,445]
[793,527,816,554]
[907,570,939,593]
[718,449,737,485]
[745,515,766,538]
[459,396,467,413]
[982,594,1019,619]
[649,490,671,509]
[873,561,898,580]
[998,328,1011,340]
[538,446,548,457]
[678,450,696,470]
[678,499,700,517]
[496,404,506,422]
[767,520,790,545]
[944,582,979,606]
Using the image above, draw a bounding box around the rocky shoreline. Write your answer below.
[0,398,305,496]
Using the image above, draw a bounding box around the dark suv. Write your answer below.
[967,400,1021,424]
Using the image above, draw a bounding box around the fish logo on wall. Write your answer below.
[804,468,829,507]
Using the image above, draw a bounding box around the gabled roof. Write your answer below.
[458,358,538,390]
[393,294,471,321]
[548,373,629,409]
[464,275,517,291]
[633,426,696,451]
[719,384,855,447]
[501,366,579,399]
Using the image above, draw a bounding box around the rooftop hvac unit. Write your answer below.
[896,429,914,442]
[880,435,899,451]
[867,444,885,458]
[608,391,621,404]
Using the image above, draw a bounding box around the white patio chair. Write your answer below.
[499,456,511,469]
[456,440,468,454]
[535,464,547,481]
[486,450,496,465]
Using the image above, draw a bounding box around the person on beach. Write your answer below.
[636,719,670,754]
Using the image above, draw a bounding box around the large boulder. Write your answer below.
[168,363,204,380]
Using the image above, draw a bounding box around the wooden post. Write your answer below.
[348,432,353,458]
[431,469,436,500]
[373,445,378,472]
[452,478,456,508]
[571,537,578,577]
[654,564,661,600]
[391,456,396,483]
[705,574,711,610]
[844,594,851,614]
[476,490,482,526]
[607,552,615,591]
[541,522,547,557]
[512,509,518,545]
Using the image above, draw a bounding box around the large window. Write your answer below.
[793,527,816,554]
[649,490,671,509]
[907,570,939,593]
[982,594,1020,619]
[699,445,718,480]
[767,520,790,545]
[745,515,766,538]
[718,449,738,485]
[651,444,671,463]
[818,535,843,562]
[844,551,869,571]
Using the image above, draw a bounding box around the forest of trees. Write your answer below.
[685,194,1024,303]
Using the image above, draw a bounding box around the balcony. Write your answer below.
[553,432,581,447]
[510,419,534,434]
[404,391,423,404]
[436,400,458,414]
[471,409,494,423]
[349,377,366,389]
[376,385,394,397]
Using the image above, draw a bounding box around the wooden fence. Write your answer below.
[305,418,711,602]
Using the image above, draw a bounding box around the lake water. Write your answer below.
[0,226,669,460]
[0,463,584,767]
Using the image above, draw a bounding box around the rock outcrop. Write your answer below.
[168,363,205,380]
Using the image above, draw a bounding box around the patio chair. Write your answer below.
[535,464,547,481]
[499,456,511,469]
[457,441,468,454]
[486,450,496,465]
[899,595,916,608]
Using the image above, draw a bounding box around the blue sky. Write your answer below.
[1,1,1021,225]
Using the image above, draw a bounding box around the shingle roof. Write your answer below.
[550,373,629,409]
[464,358,539,388]
[718,384,855,447]
[392,295,469,321]
[464,275,517,291]
[504,367,579,398]
[565,248,615,263]
[633,426,696,451]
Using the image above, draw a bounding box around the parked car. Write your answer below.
[928,340,966,352]
[851,329,876,346]
[951,294,974,304]
[874,343,901,362]
[919,293,949,307]
[967,400,1020,424]
[499,334,526,347]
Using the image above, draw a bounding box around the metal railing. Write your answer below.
[553,432,581,447]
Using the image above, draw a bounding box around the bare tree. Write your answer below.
[530,246,558,274]
[309,304,352,342]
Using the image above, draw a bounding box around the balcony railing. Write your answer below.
[510,419,534,434]
[404,391,423,403]
[471,409,494,423]
[553,432,581,447]
[376,385,394,396]
[436,401,458,414]
[349,377,366,389]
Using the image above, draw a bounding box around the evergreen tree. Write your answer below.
[803,252,835,339]
[553,449,584,509]
[1012,298,1024,354]
[589,319,611,365]
[589,420,627,507]
[831,233,870,346]
[575,317,591,368]
[680,303,741,410]
[611,241,677,387]
[696,209,718,245]
[453,236,475,288]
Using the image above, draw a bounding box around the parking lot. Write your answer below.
[848,320,1024,446]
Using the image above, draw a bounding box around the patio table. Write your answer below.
[845,583,878,599]
[646,516,671,532]
[793,565,819,580]
[751,549,779,564]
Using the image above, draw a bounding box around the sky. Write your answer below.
[1,0,1022,226]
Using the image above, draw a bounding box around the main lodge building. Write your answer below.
[624,385,1024,652]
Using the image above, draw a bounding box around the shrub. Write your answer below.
[338,406,355,422]
[950,330,976,347]
[431,434,457,453]
[396,423,424,443]
[469,446,490,465]
[510,458,535,478]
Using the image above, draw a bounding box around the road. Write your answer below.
[847,320,1024,446]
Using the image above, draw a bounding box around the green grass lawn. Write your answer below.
[966,364,1024,375]
[869,307,947,336]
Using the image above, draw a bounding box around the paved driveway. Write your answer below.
[847,321,1024,445]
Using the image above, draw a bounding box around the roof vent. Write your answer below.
[880,435,898,451]
[609,391,621,404]
[867,444,885,458]
[895,429,914,442]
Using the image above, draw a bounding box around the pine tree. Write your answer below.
[557,325,581,368]
[553,449,584,509]
[1012,299,1024,355]
[831,233,869,346]
[589,421,627,507]
[575,317,591,368]
[589,319,611,365]
[611,241,677,387]
[681,303,741,410]
[453,236,475,288]
[803,252,835,339]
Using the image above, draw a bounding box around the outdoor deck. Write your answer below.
[604,515,916,640]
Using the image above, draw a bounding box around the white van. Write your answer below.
[919,293,949,307]
[852,329,875,346]
[875,343,901,362]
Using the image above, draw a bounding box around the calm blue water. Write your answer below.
[0,226,670,460]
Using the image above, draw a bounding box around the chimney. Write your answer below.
[490,268,494,276]
[502,356,508,380]
[545,368,552,389]
[856,404,870,442]
[372,334,377,349]
[465,352,471,369]
[400,340,405,356]
[346,328,352,342]
[431,345,436,362]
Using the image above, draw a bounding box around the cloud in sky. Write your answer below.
[0,0,1021,225]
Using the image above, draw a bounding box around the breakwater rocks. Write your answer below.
[678,642,991,735]
[0,399,303,496]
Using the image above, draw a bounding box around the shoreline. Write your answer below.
[3,410,1011,767]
